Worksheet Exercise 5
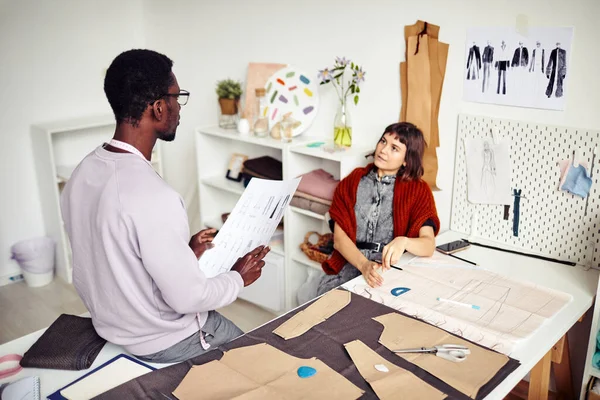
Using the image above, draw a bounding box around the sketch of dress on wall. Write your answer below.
[511,42,529,68]
[482,42,494,92]
[466,42,481,80]
[494,41,510,95]
[481,140,496,198]
[546,43,567,98]
[529,42,545,73]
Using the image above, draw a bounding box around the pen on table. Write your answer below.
[437,297,481,310]
[445,252,478,266]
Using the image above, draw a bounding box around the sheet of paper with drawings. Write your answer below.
[345,258,572,355]
[344,339,445,400]
[273,289,351,340]
[374,313,509,399]
[172,343,364,400]
[465,137,512,205]
[198,177,300,278]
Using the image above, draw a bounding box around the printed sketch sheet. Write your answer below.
[465,137,512,205]
[199,178,300,278]
[463,27,573,110]
[344,255,572,355]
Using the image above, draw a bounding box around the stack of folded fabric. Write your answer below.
[241,156,282,187]
[291,169,339,215]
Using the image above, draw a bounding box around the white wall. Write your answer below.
[0,0,145,277]
[1,0,598,278]
[143,0,600,235]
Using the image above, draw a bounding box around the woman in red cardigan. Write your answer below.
[317,122,440,295]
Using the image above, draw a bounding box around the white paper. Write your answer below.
[463,27,573,111]
[344,259,572,355]
[60,357,151,400]
[199,178,300,278]
[465,138,512,205]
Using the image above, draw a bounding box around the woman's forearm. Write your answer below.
[405,227,436,257]
[333,223,368,271]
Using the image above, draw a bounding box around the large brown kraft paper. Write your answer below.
[172,343,364,400]
[344,339,445,400]
[374,313,509,399]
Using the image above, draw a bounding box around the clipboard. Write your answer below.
[47,354,155,400]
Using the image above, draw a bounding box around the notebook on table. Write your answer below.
[47,354,154,400]
[0,376,40,400]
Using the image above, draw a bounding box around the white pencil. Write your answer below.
[437,297,481,310]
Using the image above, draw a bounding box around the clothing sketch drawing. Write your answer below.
[481,141,496,198]
[494,42,510,95]
[466,44,481,80]
[511,45,529,68]
[529,44,545,73]
[546,47,567,98]
[482,44,494,92]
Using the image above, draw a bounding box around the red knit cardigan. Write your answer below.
[322,164,440,275]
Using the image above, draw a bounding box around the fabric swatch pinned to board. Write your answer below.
[558,158,593,198]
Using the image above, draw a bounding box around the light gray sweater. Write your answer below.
[60,146,242,355]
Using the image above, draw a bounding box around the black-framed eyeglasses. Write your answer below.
[161,90,190,106]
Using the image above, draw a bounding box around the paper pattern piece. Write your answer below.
[345,259,572,355]
[400,20,449,190]
[374,313,509,399]
[465,137,512,205]
[274,289,351,340]
[463,27,573,111]
[199,178,300,278]
[60,357,152,400]
[172,343,364,400]
[344,340,445,400]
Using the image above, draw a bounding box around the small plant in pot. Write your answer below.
[216,79,243,128]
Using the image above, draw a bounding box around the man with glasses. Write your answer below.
[60,49,269,363]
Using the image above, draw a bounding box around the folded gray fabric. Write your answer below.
[290,196,330,215]
[20,314,106,370]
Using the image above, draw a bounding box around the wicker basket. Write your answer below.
[299,231,333,264]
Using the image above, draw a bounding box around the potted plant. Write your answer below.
[216,79,243,116]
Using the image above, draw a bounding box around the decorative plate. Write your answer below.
[263,66,319,136]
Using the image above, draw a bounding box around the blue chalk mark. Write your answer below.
[299,75,310,84]
[297,366,317,378]
[391,287,411,296]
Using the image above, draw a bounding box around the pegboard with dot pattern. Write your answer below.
[451,114,599,269]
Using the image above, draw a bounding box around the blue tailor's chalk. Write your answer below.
[391,287,411,296]
[297,366,317,378]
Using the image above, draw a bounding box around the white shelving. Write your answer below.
[196,125,369,312]
[290,206,326,221]
[31,115,163,283]
[581,275,600,398]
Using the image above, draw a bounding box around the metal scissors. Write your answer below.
[392,344,470,362]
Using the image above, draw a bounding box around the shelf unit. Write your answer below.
[196,125,370,312]
[581,275,600,398]
[31,115,163,283]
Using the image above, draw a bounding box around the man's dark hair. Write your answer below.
[379,122,426,181]
[104,49,174,126]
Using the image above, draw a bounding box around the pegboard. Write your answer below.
[451,114,599,269]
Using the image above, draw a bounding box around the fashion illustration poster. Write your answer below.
[463,27,573,110]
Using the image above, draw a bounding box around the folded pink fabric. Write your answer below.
[296,169,339,201]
